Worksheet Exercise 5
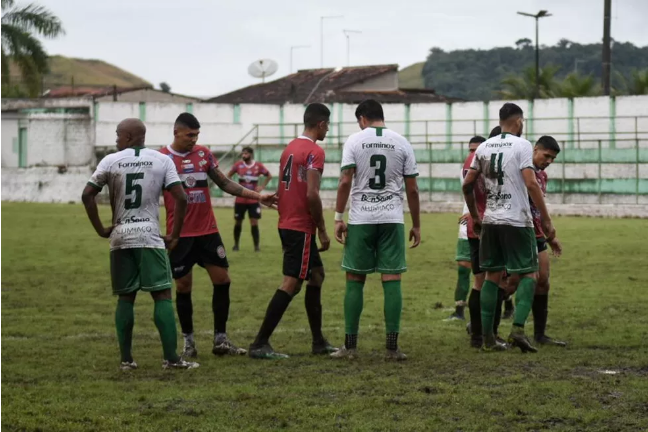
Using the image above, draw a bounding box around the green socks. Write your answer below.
[115,299,135,363]
[382,280,402,333]
[344,280,365,335]
[480,280,499,338]
[154,298,180,362]
[454,266,471,303]
[513,277,536,328]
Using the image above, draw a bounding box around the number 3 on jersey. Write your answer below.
[281,154,294,190]
[369,154,387,190]
[489,153,504,185]
[125,173,144,209]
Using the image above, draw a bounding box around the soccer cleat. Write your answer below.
[162,358,200,369]
[254,246,261,252]
[248,343,289,360]
[481,334,508,352]
[496,335,509,348]
[312,339,339,355]
[119,361,138,371]
[507,329,538,353]
[181,339,198,359]
[443,312,465,322]
[232,245,239,252]
[535,335,567,347]
[470,336,483,349]
[385,349,408,361]
[330,346,358,359]
[212,337,247,356]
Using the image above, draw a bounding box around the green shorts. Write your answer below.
[479,224,538,274]
[455,238,471,262]
[341,223,406,274]
[110,248,173,295]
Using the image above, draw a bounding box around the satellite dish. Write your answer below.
[248,59,278,83]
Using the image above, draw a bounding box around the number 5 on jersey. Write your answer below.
[125,173,144,209]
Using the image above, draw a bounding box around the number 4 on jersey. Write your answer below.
[281,154,294,190]
[490,153,504,185]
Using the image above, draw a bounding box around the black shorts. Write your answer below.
[468,238,482,275]
[234,203,261,221]
[537,237,548,253]
[279,229,323,280]
[168,233,229,279]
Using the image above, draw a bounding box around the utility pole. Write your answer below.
[343,29,362,67]
[320,15,343,68]
[517,10,552,99]
[602,0,612,95]
[290,45,310,74]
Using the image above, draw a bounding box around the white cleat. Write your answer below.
[162,358,200,369]
[119,361,138,371]
[330,346,358,359]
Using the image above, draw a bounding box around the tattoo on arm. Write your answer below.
[209,168,258,199]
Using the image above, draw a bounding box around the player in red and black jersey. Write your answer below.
[508,135,566,347]
[227,147,272,252]
[249,103,337,359]
[161,113,277,359]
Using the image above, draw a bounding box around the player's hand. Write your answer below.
[542,219,555,242]
[318,229,330,252]
[334,220,347,244]
[473,218,482,236]
[548,237,562,257]
[164,235,179,251]
[409,227,421,248]
[458,213,469,225]
[259,192,278,209]
[99,226,114,238]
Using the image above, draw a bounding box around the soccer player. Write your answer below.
[81,118,198,370]
[463,103,555,353]
[227,147,272,252]
[446,136,485,322]
[248,103,336,359]
[160,113,277,359]
[331,99,421,361]
[509,135,566,347]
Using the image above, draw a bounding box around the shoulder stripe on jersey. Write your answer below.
[404,173,419,178]
[165,181,181,190]
[87,181,102,190]
[341,164,356,171]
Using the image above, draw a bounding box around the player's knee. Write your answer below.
[310,267,325,286]
[175,277,193,293]
[151,289,172,301]
[536,279,550,294]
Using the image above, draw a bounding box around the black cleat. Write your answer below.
[535,335,567,347]
[470,336,483,349]
[507,330,538,353]
[232,245,239,252]
[248,343,289,360]
[312,339,338,355]
[254,246,261,252]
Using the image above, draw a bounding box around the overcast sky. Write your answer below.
[34,0,648,98]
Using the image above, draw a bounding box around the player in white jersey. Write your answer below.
[81,118,198,370]
[446,136,485,322]
[463,103,555,353]
[330,99,421,361]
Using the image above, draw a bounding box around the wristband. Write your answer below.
[334,212,344,221]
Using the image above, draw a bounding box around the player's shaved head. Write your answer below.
[115,118,146,150]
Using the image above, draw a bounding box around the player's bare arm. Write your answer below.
[209,167,277,208]
[522,168,555,239]
[307,169,330,252]
[227,167,236,180]
[81,184,113,238]
[164,183,188,251]
[257,171,272,192]
[462,168,482,234]
[334,167,354,244]
[404,176,421,248]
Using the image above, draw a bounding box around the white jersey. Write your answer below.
[88,147,181,250]
[470,132,534,227]
[341,126,418,225]
[458,167,468,240]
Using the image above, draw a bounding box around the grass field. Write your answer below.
[2,203,648,431]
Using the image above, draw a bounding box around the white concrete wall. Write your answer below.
[1,115,19,167]
[1,166,92,203]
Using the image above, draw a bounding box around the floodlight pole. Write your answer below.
[517,10,552,99]
[343,30,362,67]
[320,15,343,68]
[290,45,310,74]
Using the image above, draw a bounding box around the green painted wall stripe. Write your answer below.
[93,102,99,122]
[445,103,452,148]
[527,100,534,142]
[138,102,146,121]
[186,103,193,114]
[337,102,343,146]
[233,104,241,124]
[404,104,411,140]
[609,96,616,149]
[279,105,285,144]
[482,101,489,135]
[567,98,574,149]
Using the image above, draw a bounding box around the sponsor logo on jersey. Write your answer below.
[217,245,226,259]
[199,159,207,167]
[114,226,153,235]
[182,164,195,173]
[187,190,206,204]
[486,189,512,210]
[118,161,153,168]
[360,193,394,203]
[116,215,151,224]
[360,203,396,212]
[362,143,395,150]
[185,175,197,187]
[198,151,205,157]
[485,142,513,148]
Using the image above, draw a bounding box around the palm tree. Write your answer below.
[556,73,601,98]
[1,0,64,97]
[497,65,560,100]
[611,69,648,96]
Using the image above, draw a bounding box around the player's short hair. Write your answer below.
[175,112,201,129]
[355,99,384,121]
[499,103,523,121]
[536,135,561,153]
[242,146,254,154]
[303,103,331,128]
[489,126,502,138]
[469,135,486,144]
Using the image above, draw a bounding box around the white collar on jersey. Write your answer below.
[242,160,256,168]
[297,135,314,142]
[166,144,190,157]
